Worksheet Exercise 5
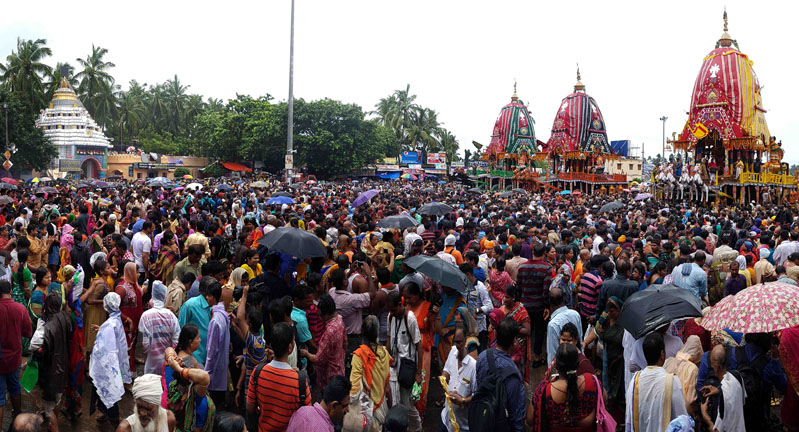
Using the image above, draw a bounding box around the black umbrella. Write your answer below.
[257,227,326,258]
[512,188,528,194]
[289,183,302,190]
[273,191,293,198]
[216,184,234,191]
[618,284,703,339]
[418,202,454,216]
[35,186,58,194]
[403,255,472,294]
[599,201,624,213]
[376,215,419,230]
[0,196,13,205]
[466,188,482,194]
[0,183,16,190]
[498,191,514,198]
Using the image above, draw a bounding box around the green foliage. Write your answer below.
[173,167,190,178]
[0,89,57,174]
[202,162,225,178]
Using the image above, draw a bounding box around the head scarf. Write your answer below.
[60,224,75,250]
[132,374,163,405]
[90,252,107,270]
[58,265,76,284]
[226,267,248,290]
[675,335,703,365]
[151,281,167,309]
[43,292,61,319]
[123,261,138,287]
[456,305,478,337]
[607,296,624,310]
[735,255,747,270]
[710,329,739,348]
[104,292,121,314]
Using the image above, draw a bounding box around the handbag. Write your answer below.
[21,359,39,393]
[343,376,372,432]
[392,309,417,389]
[592,374,617,432]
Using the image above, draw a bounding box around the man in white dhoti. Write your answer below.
[116,374,176,432]
[625,332,687,432]
[699,345,746,432]
[624,325,684,390]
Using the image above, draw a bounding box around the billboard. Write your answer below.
[427,152,447,164]
[400,151,419,164]
[59,159,82,172]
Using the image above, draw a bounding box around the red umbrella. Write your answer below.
[1,178,18,186]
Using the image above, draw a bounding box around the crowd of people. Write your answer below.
[0,174,797,432]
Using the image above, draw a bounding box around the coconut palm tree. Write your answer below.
[164,74,189,135]
[146,83,168,132]
[437,128,460,162]
[406,106,440,155]
[115,89,146,150]
[75,45,116,117]
[1,38,53,113]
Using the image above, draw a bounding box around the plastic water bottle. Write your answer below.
[411,370,425,402]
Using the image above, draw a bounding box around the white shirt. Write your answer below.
[626,332,684,390]
[592,235,605,256]
[714,372,746,432]
[388,309,421,380]
[441,347,478,432]
[625,366,687,432]
[404,232,422,255]
[131,232,152,273]
[436,251,456,266]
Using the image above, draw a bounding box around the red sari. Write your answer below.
[409,300,433,416]
[780,326,799,430]
[117,262,143,373]
[489,303,531,382]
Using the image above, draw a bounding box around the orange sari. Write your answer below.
[410,300,432,416]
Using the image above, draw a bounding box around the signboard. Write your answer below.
[434,163,447,170]
[3,151,10,159]
[382,157,397,164]
[59,159,82,172]
[427,152,447,164]
[376,164,400,171]
[76,147,106,156]
[468,160,489,168]
[400,151,419,165]
[135,163,176,170]
[285,154,294,170]
[409,164,423,170]
[450,161,465,168]
[2,160,11,171]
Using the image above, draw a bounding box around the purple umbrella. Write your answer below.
[352,189,379,207]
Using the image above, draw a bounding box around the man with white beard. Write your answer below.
[116,374,176,432]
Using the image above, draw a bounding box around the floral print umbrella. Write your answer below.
[700,281,799,333]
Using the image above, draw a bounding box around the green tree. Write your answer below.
[173,167,190,178]
[1,38,53,114]
[115,87,146,150]
[46,62,78,99]
[0,89,57,175]
[406,106,440,156]
[164,74,188,135]
[75,45,116,126]
[437,128,460,162]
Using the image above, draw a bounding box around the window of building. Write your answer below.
[629,164,634,170]
[638,164,641,170]
[617,163,622,170]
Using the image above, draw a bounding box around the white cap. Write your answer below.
[445,234,456,246]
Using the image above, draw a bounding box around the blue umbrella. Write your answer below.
[438,181,446,184]
[352,189,379,207]
[216,184,234,191]
[266,196,296,205]
[560,190,572,195]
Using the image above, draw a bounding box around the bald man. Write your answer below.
[10,413,43,432]
[699,345,745,432]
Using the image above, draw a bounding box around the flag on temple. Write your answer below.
[472,141,483,150]
[692,122,709,139]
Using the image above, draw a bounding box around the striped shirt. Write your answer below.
[247,361,312,432]
[578,270,603,319]
[516,258,553,312]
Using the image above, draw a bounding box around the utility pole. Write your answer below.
[285,0,296,183]
[3,102,7,151]
[659,116,668,161]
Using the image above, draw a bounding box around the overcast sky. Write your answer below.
[3,0,797,162]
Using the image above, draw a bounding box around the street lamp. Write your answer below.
[286,0,296,183]
[3,102,7,151]
[659,116,668,161]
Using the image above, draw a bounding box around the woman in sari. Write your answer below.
[347,315,391,431]
[12,250,32,354]
[489,285,531,382]
[223,267,248,313]
[155,230,180,286]
[487,256,512,306]
[780,325,799,431]
[663,335,703,415]
[58,265,84,421]
[59,224,74,268]
[591,295,626,424]
[164,345,215,432]
[116,261,143,374]
[83,259,113,356]
[403,281,433,417]
[28,267,51,332]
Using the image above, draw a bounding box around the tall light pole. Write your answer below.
[3,102,7,151]
[659,116,668,161]
[285,0,296,183]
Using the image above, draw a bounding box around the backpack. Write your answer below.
[468,349,520,431]
[734,347,771,430]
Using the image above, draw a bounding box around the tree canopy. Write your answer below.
[1,38,461,177]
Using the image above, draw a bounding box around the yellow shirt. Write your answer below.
[241,263,262,281]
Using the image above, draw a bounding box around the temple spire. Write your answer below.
[512,79,518,101]
[574,64,585,92]
[719,8,733,48]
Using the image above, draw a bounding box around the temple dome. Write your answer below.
[678,11,770,143]
[544,68,611,155]
[486,83,537,155]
